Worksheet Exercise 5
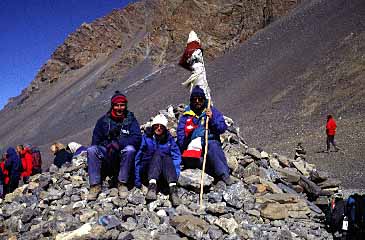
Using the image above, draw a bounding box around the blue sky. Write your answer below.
[0,0,135,110]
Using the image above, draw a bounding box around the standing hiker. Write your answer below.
[30,145,42,175]
[16,144,33,184]
[0,150,9,196]
[177,86,233,185]
[4,147,22,193]
[50,142,73,168]
[325,115,340,153]
[135,114,181,206]
[87,91,141,201]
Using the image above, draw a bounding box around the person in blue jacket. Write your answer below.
[177,86,234,185]
[135,114,181,206]
[87,91,141,201]
[4,147,23,193]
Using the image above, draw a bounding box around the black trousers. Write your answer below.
[148,151,177,184]
[8,176,20,193]
[326,135,337,151]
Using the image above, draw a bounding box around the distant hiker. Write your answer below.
[67,142,87,158]
[177,86,233,185]
[0,151,9,196]
[325,115,340,153]
[4,147,22,193]
[294,142,306,160]
[30,145,42,175]
[179,30,211,100]
[135,114,181,206]
[87,91,141,201]
[0,149,4,198]
[50,142,73,168]
[16,144,33,184]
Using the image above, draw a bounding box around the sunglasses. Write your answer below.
[153,124,165,130]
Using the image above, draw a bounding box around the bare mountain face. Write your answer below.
[0,0,364,188]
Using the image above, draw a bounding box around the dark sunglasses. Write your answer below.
[153,124,165,130]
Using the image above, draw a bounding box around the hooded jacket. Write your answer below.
[326,117,337,136]
[92,111,141,150]
[135,127,181,187]
[5,147,22,178]
[177,105,227,152]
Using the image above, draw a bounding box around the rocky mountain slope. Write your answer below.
[0,0,364,189]
[0,109,336,239]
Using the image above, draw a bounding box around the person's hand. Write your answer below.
[206,109,212,119]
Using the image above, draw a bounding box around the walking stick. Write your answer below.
[199,99,211,209]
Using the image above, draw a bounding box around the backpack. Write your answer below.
[31,147,42,169]
[345,194,365,239]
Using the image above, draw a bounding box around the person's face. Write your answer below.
[153,124,165,136]
[191,96,205,111]
[16,146,22,153]
[112,103,126,116]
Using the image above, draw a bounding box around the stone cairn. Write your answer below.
[0,105,341,240]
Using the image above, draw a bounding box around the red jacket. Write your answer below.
[0,162,10,185]
[20,148,33,177]
[326,118,337,136]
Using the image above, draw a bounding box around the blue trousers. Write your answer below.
[183,140,230,178]
[148,151,178,184]
[87,145,136,186]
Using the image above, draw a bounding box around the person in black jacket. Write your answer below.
[50,142,72,168]
[4,147,22,193]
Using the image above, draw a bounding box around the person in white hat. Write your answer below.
[135,114,181,206]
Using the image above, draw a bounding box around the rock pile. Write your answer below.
[0,105,338,239]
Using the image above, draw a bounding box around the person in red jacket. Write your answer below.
[0,150,9,198]
[16,145,33,184]
[325,115,340,153]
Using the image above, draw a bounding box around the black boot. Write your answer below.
[146,183,157,201]
[169,185,181,207]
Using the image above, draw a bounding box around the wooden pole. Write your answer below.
[199,99,211,209]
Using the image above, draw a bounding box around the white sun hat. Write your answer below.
[151,114,168,128]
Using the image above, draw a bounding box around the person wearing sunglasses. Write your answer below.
[87,91,142,201]
[177,86,234,185]
[135,114,181,206]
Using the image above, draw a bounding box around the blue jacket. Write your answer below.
[92,111,141,150]
[177,105,227,151]
[135,128,181,187]
[5,147,22,178]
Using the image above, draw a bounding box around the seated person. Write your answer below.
[50,142,73,168]
[67,142,88,158]
[177,86,233,185]
[87,91,141,201]
[135,114,181,206]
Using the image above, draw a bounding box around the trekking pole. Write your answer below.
[199,99,211,210]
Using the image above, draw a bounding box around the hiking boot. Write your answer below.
[169,185,181,207]
[146,183,157,201]
[87,184,101,201]
[118,182,129,199]
[222,175,234,186]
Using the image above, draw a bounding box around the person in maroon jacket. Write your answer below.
[325,115,340,153]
